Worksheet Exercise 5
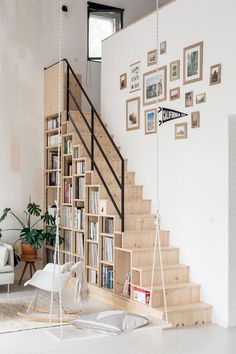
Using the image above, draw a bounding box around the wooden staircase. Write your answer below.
[66,110,212,328]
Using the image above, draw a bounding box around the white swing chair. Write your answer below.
[17,260,89,323]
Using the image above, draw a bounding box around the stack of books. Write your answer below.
[64,160,72,176]
[103,237,113,263]
[75,232,84,256]
[48,171,61,186]
[64,138,72,154]
[89,190,99,214]
[103,266,113,290]
[74,207,84,230]
[47,117,60,130]
[50,153,60,170]
[88,221,99,241]
[64,180,72,203]
[103,217,114,234]
[133,287,150,305]
[75,176,85,199]
[89,243,98,267]
[48,134,61,147]
[64,230,72,252]
[76,161,85,174]
[63,206,72,228]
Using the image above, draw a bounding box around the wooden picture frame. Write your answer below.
[126,97,140,131]
[191,111,200,128]
[147,50,157,66]
[185,91,194,108]
[145,109,157,135]
[120,73,127,90]
[170,60,180,81]
[210,64,221,85]
[196,93,206,104]
[170,87,180,101]
[175,122,188,140]
[130,61,141,93]
[160,41,167,55]
[143,69,157,106]
[183,41,203,85]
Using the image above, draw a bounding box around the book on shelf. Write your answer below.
[103,237,113,263]
[89,243,98,267]
[63,206,72,228]
[133,287,150,305]
[123,272,131,297]
[64,230,73,252]
[88,269,97,284]
[47,134,61,147]
[64,180,72,204]
[74,207,84,230]
[48,171,61,186]
[64,160,72,176]
[103,217,114,234]
[76,161,85,174]
[75,176,85,199]
[73,146,80,159]
[47,117,60,130]
[65,253,73,263]
[103,266,113,290]
[88,221,99,241]
[89,190,99,214]
[48,204,59,219]
[64,138,72,154]
[50,152,61,170]
[75,232,84,256]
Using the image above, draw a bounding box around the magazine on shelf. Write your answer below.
[89,190,99,214]
[75,176,85,199]
[48,134,61,147]
[103,217,114,234]
[89,243,98,267]
[47,117,60,130]
[63,206,72,228]
[64,230,73,252]
[89,269,97,284]
[103,266,113,290]
[74,207,84,230]
[64,180,72,203]
[76,161,85,174]
[103,237,113,263]
[64,138,72,154]
[89,221,99,241]
[75,232,84,256]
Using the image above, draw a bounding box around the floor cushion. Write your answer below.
[0,246,8,267]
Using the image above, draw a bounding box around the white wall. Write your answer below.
[101,0,236,326]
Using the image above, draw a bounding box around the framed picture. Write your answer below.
[191,111,200,128]
[120,73,127,90]
[147,50,157,66]
[145,109,157,135]
[170,87,180,101]
[185,91,194,107]
[143,69,157,106]
[157,66,167,102]
[160,41,167,55]
[196,93,206,104]
[126,97,140,131]
[210,64,221,85]
[183,41,203,85]
[175,122,188,140]
[170,60,180,81]
[130,61,141,92]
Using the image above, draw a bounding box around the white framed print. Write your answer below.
[145,109,157,135]
[130,61,141,93]
[143,70,157,106]
[126,97,140,131]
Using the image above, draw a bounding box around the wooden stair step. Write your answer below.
[157,302,212,328]
[123,229,169,248]
[123,214,157,231]
[132,264,189,287]
[107,199,151,215]
[92,170,135,186]
[100,185,143,201]
[130,246,179,266]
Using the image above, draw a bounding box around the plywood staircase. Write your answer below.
[67,110,212,329]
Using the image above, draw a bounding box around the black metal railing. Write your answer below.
[45,59,125,232]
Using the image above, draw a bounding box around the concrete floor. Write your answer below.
[0,284,236,354]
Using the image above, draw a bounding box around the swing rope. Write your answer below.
[49,0,64,337]
[149,0,169,324]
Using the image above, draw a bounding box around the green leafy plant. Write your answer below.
[0,202,62,266]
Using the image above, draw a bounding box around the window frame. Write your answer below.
[87,1,124,62]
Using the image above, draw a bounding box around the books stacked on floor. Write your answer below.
[103,237,113,263]
[88,269,97,284]
[75,232,84,256]
[73,146,80,159]
[64,138,72,154]
[103,217,114,234]
[89,243,98,267]
[133,287,150,305]
[64,230,73,252]
[63,206,72,228]
[50,152,61,170]
[74,207,84,230]
[64,180,72,203]
[64,160,72,176]
[75,176,85,199]
[48,134,61,147]
[48,171,61,186]
[76,161,85,174]
[103,266,113,290]
[47,117,60,130]
[89,190,99,214]
[88,221,99,241]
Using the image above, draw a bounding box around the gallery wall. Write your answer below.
[101,0,236,326]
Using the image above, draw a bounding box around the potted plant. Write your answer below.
[0,202,59,265]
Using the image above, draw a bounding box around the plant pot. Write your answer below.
[21,243,37,261]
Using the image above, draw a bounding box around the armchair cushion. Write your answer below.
[0,265,14,273]
[0,246,8,267]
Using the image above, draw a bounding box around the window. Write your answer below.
[87,2,124,62]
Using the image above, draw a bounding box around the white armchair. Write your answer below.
[0,243,15,292]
